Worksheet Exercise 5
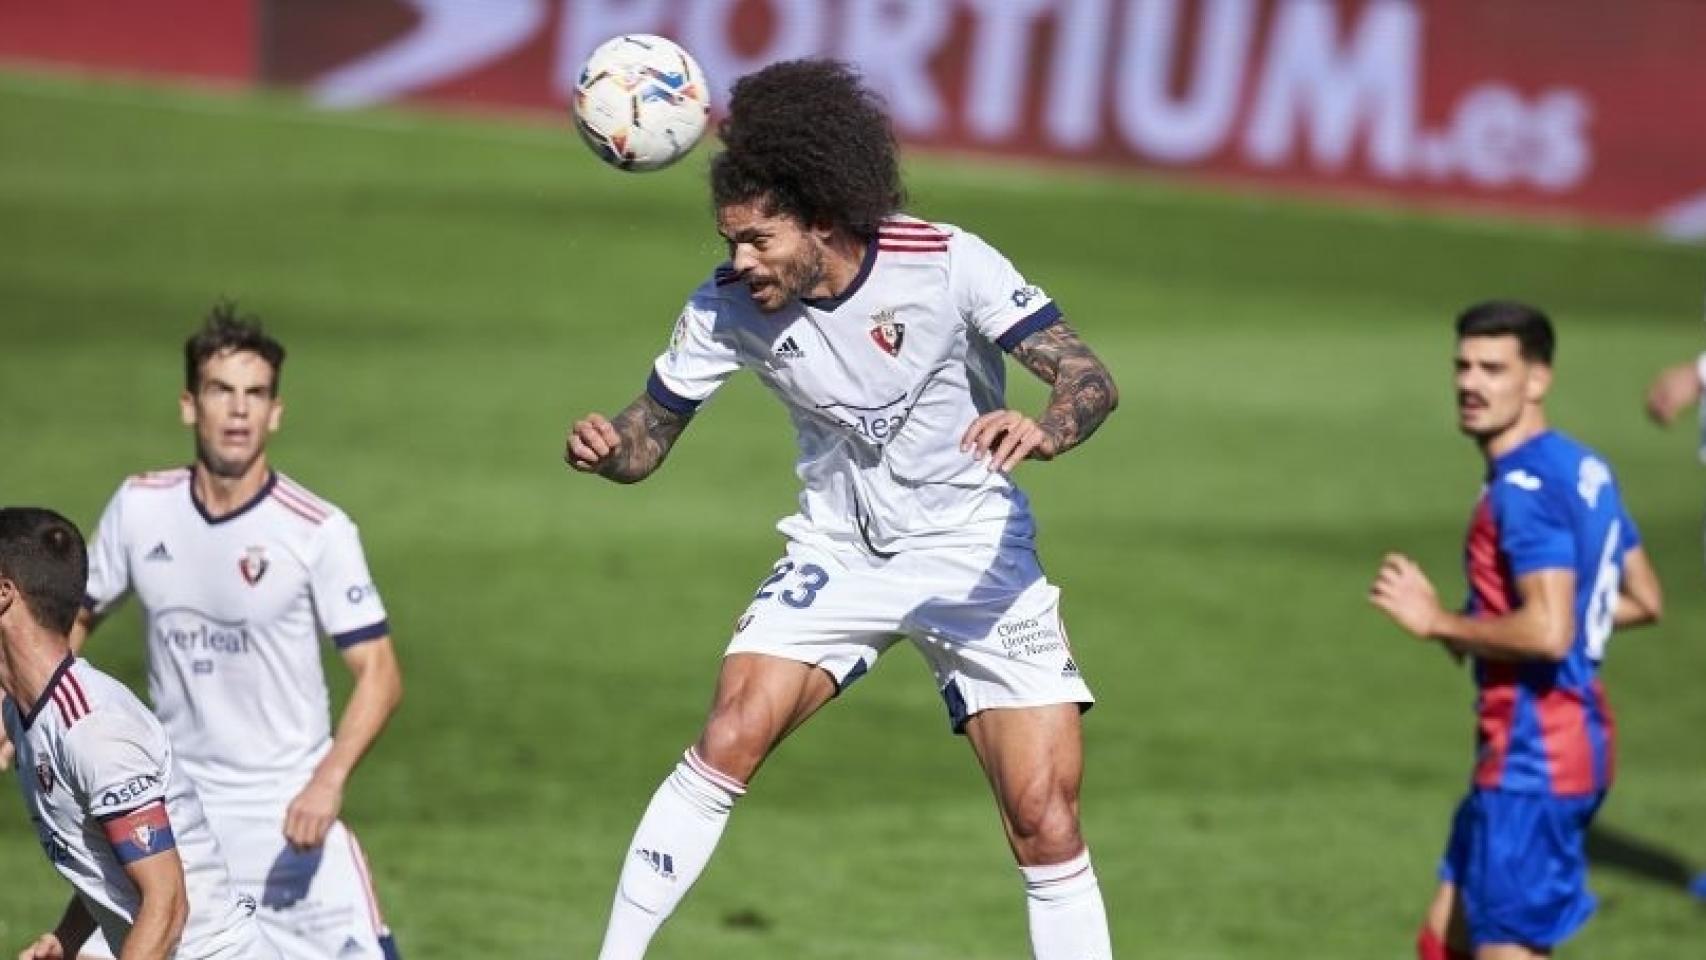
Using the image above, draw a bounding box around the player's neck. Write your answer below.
[193,458,273,519]
[1479,409,1548,461]
[808,233,870,301]
[0,621,71,712]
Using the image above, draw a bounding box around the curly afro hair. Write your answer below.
[710,59,904,241]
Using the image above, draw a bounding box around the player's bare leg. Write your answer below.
[597,653,837,960]
[1418,882,1473,959]
[965,703,1111,960]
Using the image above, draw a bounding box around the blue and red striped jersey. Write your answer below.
[1461,430,1640,796]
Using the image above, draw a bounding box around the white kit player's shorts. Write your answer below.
[726,539,1094,731]
[81,909,277,960]
[84,813,395,960]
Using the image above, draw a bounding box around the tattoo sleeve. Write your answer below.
[599,391,694,484]
[1008,319,1119,458]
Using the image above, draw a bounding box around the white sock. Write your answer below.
[597,748,746,960]
[1020,849,1112,960]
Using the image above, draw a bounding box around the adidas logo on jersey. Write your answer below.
[1062,658,1081,679]
[634,847,677,881]
[145,542,172,562]
[773,336,806,361]
[338,936,367,957]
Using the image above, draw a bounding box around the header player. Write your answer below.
[59,305,403,960]
[2,507,277,960]
[1370,302,1662,960]
[566,60,1119,959]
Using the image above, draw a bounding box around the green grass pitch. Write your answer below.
[1,68,1704,958]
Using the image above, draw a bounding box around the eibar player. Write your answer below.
[566,60,1118,960]
[56,305,401,960]
[2,507,278,960]
[1370,302,1662,960]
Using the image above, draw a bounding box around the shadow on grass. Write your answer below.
[1588,823,1699,893]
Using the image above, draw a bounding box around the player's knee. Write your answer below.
[695,707,773,781]
[1003,785,1083,863]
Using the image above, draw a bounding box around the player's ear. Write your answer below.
[266,397,284,433]
[0,577,15,620]
[178,390,197,427]
[1526,362,1553,402]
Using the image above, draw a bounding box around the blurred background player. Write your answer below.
[2,506,278,960]
[1639,331,1706,900]
[39,305,404,960]
[1370,302,1662,960]
[1640,350,1706,430]
[566,59,1119,960]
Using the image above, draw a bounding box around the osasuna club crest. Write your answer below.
[35,757,54,794]
[238,546,269,586]
[869,307,905,357]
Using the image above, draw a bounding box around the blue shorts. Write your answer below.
[1438,788,1605,951]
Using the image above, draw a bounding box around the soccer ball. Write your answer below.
[572,35,711,172]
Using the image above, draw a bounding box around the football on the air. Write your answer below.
[572,34,711,172]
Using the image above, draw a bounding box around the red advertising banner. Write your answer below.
[0,0,253,82]
[6,1,1705,238]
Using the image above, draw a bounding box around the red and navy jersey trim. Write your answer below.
[125,467,190,490]
[271,476,330,526]
[877,219,950,252]
[21,656,87,730]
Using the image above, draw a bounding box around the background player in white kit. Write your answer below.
[566,61,1120,960]
[34,305,404,960]
[1,507,278,960]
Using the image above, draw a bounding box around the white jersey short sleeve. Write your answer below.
[85,484,135,616]
[308,512,389,646]
[649,285,744,413]
[949,228,1062,350]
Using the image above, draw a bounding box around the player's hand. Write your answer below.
[1644,361,1702,426]
[1369,553,1443,640]
[16,932,64,960]
[961,410,1058,472]
[283,777,343,851]
[565,413,622,474]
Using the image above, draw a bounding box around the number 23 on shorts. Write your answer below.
[753,561,831,609]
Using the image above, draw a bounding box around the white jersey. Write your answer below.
[650,217,1061,554]
[4,658,271,959]
[84,468,389,808]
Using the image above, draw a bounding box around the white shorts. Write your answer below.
[726,539,1094,732]
[86,906,277,960]
[83,812,395,960]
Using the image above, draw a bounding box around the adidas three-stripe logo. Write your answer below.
[145,542,172,562]
[634,848,677,881]
[773,336,805,360]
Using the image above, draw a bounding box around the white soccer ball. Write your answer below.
[572,34,711,172]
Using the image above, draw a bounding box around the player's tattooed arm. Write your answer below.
[1010,319,1119,458]
[566,392,694,484]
